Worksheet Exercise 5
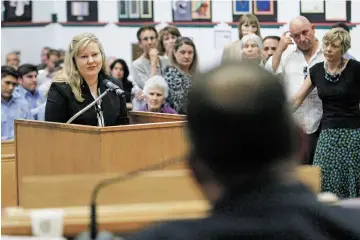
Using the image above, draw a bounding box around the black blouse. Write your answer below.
[45,74,129,126]
[309,59,360,129]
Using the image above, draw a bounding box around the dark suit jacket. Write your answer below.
[126,181,360,240]
[45,73,129,126]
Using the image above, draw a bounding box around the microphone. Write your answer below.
[74,155,185,240]
[66,88,111,124]
[103,79,125,97]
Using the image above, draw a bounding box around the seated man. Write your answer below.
[262,35,280,62]
[126,61,360,239]
[1,66,33,140]
[37,49,61,95]
[14,64,46,120]
[6,51,20,70]
[132,25,169,110]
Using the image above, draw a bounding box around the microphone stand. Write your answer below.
[88,156,185,240]
[66,89,111,124]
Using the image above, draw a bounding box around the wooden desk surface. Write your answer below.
[2,201,210,236]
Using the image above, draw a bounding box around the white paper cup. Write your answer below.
[30,209,65,237]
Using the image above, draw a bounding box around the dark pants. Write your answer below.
[302,126,321,165]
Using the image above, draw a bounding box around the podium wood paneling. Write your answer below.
[2,140,15,155]
[19,167,320,209]
[20,170,203,208]
[1,154,17,207]
[15,112,187,206]
[129,111,185,124]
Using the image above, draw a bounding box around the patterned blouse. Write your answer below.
[164,66,192,114]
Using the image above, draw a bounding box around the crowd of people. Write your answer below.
[1,14,359,200]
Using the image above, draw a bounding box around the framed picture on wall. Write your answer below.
[232,0,278,23]
[67,0,98,22]
[140,0,152,18]
[233,0,252,15]
[325,0,346,21]
[132,43,143,61]
[3,0,32,22]
[129,0,140,19]
[191,0,211,20]
[253,0,274,15]
[117,0,154,22]
[299,0,351,23]
[300,1,324,13]
[172,0,192,21]
[71,2,89,20]
[118,0,129,19]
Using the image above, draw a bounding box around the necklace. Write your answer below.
[324,58,345,83]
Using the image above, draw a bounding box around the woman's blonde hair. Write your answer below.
[323,28,351,55]
[238,14,262,40]
[171,37,199,75]
[53,32,109,102]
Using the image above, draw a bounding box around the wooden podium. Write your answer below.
[12,112,186,207]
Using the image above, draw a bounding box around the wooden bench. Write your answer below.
[1,140,15,155]
[18,166,320,209]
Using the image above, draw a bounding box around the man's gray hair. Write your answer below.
[143,75,169,98]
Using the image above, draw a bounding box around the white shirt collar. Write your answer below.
[293,39,323,55]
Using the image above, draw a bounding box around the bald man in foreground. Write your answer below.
[265,16,324,165]
[126,61,360,239]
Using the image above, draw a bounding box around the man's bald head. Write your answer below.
[289,16,311,30]
[187,61,300,184]
[288,16,315,52]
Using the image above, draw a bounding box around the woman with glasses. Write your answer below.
[292,28,360,199]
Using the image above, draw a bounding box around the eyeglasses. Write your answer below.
[141,36,156,41]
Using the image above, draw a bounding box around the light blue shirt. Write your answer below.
[344,52,356,60]
[1,95,33,140]
[13,85,46,120]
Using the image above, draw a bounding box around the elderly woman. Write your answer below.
[240,33,264,65]
[139,75,177,114]
[222,14,262,62]
[293,28,360,199]
[45,32,129,126]
[164,37,198,114]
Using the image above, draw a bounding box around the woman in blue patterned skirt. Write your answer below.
[292,28,360,199]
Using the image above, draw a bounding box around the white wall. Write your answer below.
[2,0,360,71]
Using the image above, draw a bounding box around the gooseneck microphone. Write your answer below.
[66,88,111,124]
[103,79,125,97]
[66,79,125,124]
[75,156,185,240]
